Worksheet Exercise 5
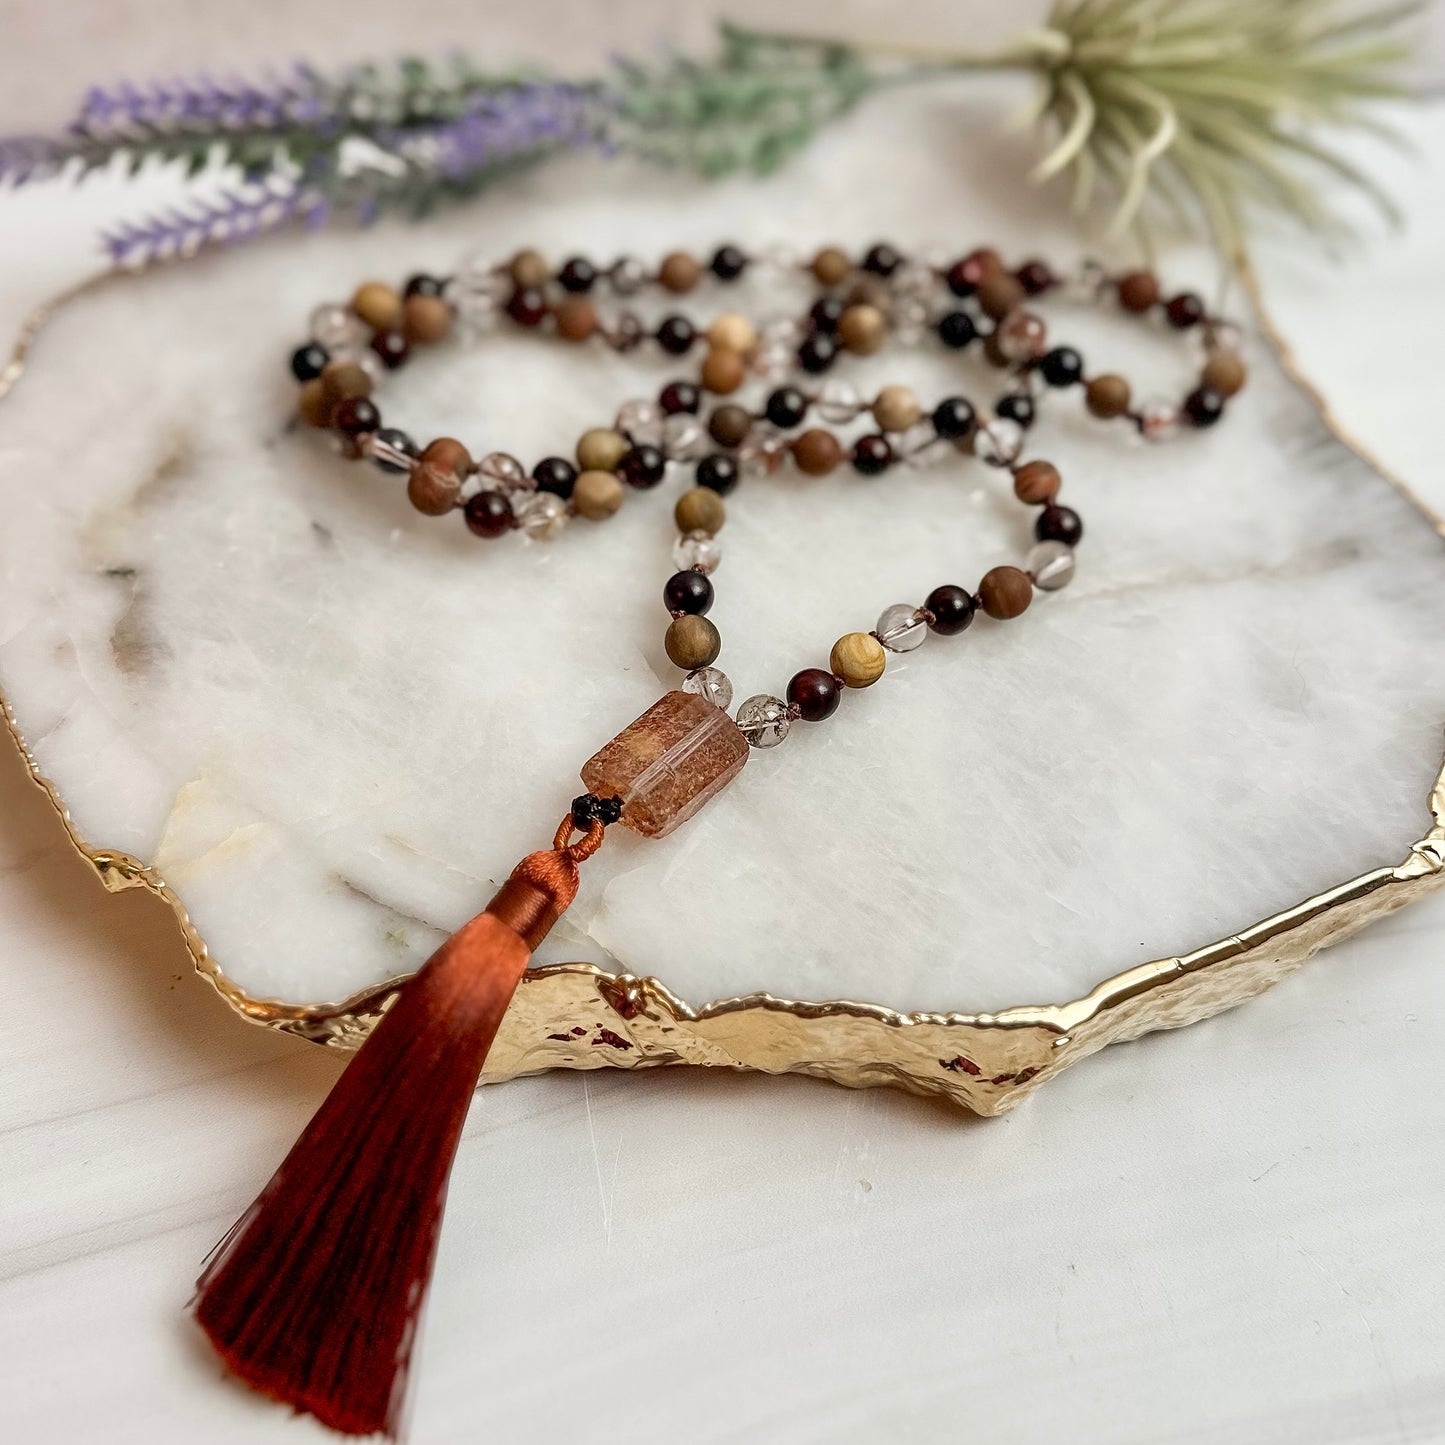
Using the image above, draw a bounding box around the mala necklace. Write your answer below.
[197,242,1244,1436]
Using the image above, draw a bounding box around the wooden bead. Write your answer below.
[320,360,372,402]
[576,427,630,472]
[408,463,462,515]
[659,251,703,293]
[1117,270,1160,313]
[812,246,853,286]
[977,272,1025,320]
[830,632,886,689]
[978,565,1033,619]
[872,384,921,433]
[509,248,551,288]
[554,295,598,342]
[1085,374,1132,419]
[402,294,451,344]
[665,614,721,669]
[674,487,726,535]
[838,304,886,355]
[709,404,752,448]
[572,469,625,520]
[1202,351,1247,397]
[701,346,747,395]
[1013,459,1061,505]
[707,312,757,353]
[352,281,402,332]
[420,436,472,477]
[792,428,843,476]
[298,378,334,428]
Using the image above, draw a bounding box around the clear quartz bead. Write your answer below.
[760,241,800,275]
[736,694,791,749]
[738,426,786,480]
[901,422,947,468]
[889,296,930,346]
[893,260,937,299]
[663,413,709,461]
[749,337,795,382]
[515,492,568,541]
[876,604,927,652]
[816,379,862,424]
[477,452,531,493]
[609,256,646,295]
[673,530,722,574]
[683,666,734,711]
[310,303,366,350]
[605,311,645,353]
[1062,258,1109,304]
[1140,398,1181,443]
[974,417,1024,467]
[444,261,509,332]
[616,398,664,446]
[1206,320,1243,353]
[1028,541,1076,591]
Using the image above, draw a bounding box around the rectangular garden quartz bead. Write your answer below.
[580,690,748,838]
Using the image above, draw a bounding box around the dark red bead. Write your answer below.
[532,456,577,498]
[659,381,701,415]
[332,396,379,436]
[370,329,410,370]
[1016,259,1054,296]
[1035,504,1084,546]
[663,569,714,615]
[925,584,977,636]
[797,332,838,374]
[464,490,513,538]
[1165,292,1205,329]
[809,296,845,333]
[862,242,903,278]
[851,434,892,476]
[506,286,548,327]
[787,667,841,721]
[618,445,666,489]
[656,315,696,355]
[558,257,597,293]
[1184,385,1226,428]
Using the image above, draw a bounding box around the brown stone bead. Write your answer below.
[576,427,630,472]
[701,346,747,395]
[572,469,625,520]
[830,632,886,689]
[420,436,472,477]
[1013,459,1061,505]
[665,614,722,670]
[509,248,551,289]
[402,294,452,344]
[407,462,463,516]
[352,281,402,332]
[1202,350,1247,397]
[838,304,886,355]
[659,251,703,293]
[298,378,334,428]
[707,312,757,353]
[872,384,921,433]
[792,428,843,476]
[709,404,753,448]
[977,271,1026,321]
[555,295,599,342]
[674,487,726,535]
[320,359,373,403]
[1117,270,1160,313]
[978,565,1033,619]
[812,246,853,286]
[983,331,1010,368]
[1085,374,1132,419]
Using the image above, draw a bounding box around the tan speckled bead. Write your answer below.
[402,294,451,344]
[572,469,625,520]
[1085,374,1132,419]
[978,565,1033,619]
[659,251,703,293]
[420,436,472,478]
[830,631,885,688]
[1012,459,1061,505]
[812,246,853,286]
[298,379,334,428]
[977,272,1026,321]
[674,487,726,535]
[1203,351,1247,397]
[576,427,630,472]
[872,385,922,433]
[707,312,757,353]
[709,404,752,448]
[509,248,551,288]
[352,281,403,332]
[555,295,598,342]
[701,346,747,395]
[838,304,886,356]
[665,614,721,669]
[792,428,843,476]
[1117,270,1160,313]
[320,360,372,403]
[408,465,462,515]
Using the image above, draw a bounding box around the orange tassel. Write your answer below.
[193,819,602,1438]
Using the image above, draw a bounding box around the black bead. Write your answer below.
[558,256,598,293]
[1166,292,1205,329]
[996,392,1035,429]
[660,380,701,415]
[1184,385,1226,428]
[797,332,839,375]
[618,444,667,489]
[696,453,739,495]
[664,569,714,616]
[403,273,445,298]
[925,584,977,636]
[809,296,845,333]
[656,315,696,356]
[372,427,418,475]
[332,396,379,436]
[1035,504,1084,546]
[464,490,513,539]
[533,456,578,499]
[852,434,893,476]
[787,668,841,722]
[711,244,748,281]
[937,311,978,350]
[1039,347,1084,387]
[1016,260,1054,296]
[290,343,329,381]
[370,329,410,370]
[863,242,903,278]
[765,386,808,429]
[931,396,977,440]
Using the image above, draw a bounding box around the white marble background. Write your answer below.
[4,3,1445,1444]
